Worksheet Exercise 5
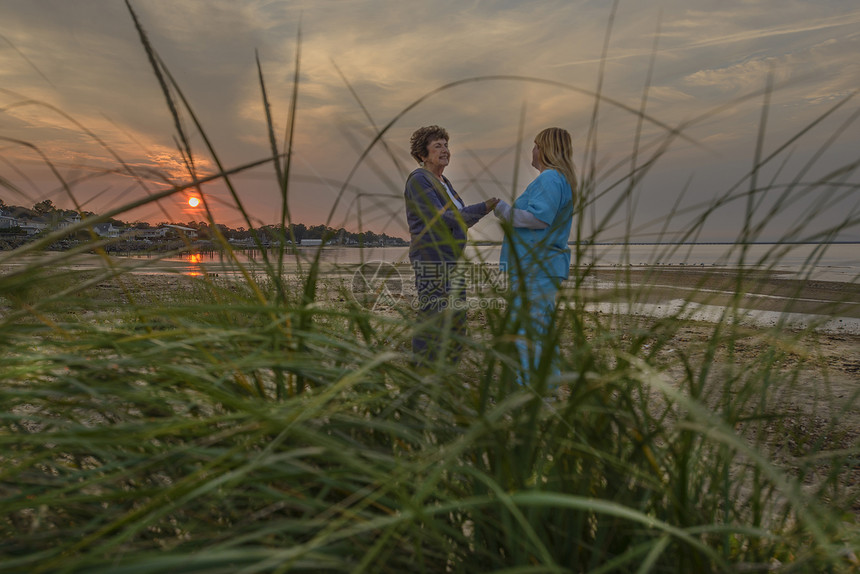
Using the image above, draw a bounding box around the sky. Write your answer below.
[1,0,858,242]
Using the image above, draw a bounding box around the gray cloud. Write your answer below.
[0,0,857,240]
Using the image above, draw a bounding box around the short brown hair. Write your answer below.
[409,125,449,164]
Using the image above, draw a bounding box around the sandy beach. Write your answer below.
[571,267,859,500]
[587,266,860,313]
[581,266,860,334]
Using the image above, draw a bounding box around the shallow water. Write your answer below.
[3,242,857,293]
[89,242,860,283]
[3,243,857,333]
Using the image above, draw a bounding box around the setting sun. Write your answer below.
[188,197,200,207]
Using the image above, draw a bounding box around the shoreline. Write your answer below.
[576,267,860,334]
[2,255,859,332]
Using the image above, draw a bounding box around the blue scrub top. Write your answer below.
[500,169,574,279]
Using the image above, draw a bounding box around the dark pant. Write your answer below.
[412,260,467,366]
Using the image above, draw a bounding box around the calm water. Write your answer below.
[3,243,856,333]
[3,243,856,283]
[139,243,859,283]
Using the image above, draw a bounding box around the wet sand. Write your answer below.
[585,266,860,315]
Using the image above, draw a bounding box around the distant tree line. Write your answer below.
[216,222,407,246]
[0,199,407,247]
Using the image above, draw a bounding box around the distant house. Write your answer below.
[300,238,323,246]
[18,216,49,235]
[5,212,83,235]
[228,237,257,247]
[136,227,170,240]
[57,213,82,229]
[93,223,122,238]
[132,225,198,240]
[163,225,198,239]
[0,214,18,229]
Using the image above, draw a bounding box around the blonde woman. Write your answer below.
[494,127,577,385]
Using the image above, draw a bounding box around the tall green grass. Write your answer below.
[1,2,858,572]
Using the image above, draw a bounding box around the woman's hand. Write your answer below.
[485,197,500,212]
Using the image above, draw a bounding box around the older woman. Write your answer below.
[494,127,577,385]
[404,125,499,365]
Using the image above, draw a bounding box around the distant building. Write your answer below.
[3,212,83,235]
[300,238,323,246]
[57,213,81,229]
[136,227,170,240]
[132,225,198,240]
[92,223,122,238]
[228,237,256,247]
[0,214,18,229]
[18,216,49,235]
[163,225,198,239]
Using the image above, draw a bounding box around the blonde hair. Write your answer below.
[534,127,577,198]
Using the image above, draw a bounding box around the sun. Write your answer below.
[188,197,200,207]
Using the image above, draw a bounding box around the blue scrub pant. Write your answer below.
[508,274,561,385]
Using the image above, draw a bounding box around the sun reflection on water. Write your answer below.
[187,253,204,277]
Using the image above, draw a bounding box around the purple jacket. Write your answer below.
[404,168,488,263]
